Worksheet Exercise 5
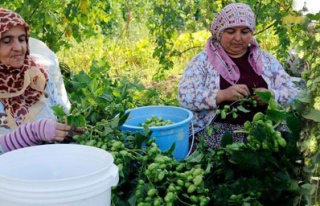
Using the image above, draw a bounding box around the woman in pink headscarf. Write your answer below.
[178,3,298,150]
[0,8,80,154]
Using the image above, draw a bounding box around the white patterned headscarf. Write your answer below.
[206,3,263,85]
[211,3,256,41]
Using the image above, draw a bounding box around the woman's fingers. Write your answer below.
[55,129,70,137]
[237,84,250,96]
[222,86,271,103]
[52,123,85,142]
[252,95,265,105]
[53,123,72,141]
[252,87,274,106]
[230,84,250,100]
[218,84,252,103]
[55,122,71,131]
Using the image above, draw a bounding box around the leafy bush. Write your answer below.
[51,61,316,206]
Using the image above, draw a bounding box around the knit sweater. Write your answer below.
[178,49,299,133]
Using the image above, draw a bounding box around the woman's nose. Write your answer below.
[234,32,241,40]
[12,39,22,51]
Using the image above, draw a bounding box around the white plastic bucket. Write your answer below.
[0,144,119,206]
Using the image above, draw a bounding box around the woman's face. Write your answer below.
[220,26,253,57]
[0,25,27,69]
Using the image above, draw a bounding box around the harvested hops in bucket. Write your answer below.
[121,105,193,160]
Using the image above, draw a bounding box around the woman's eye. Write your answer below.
[241,30,251,34]
[19,35,27,42]
[225,30,235,34]
[1,37,11,44]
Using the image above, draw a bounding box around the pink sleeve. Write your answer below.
[0,119,56,153]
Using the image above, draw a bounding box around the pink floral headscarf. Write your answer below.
[206,3,263,84]
[0,8,48,129]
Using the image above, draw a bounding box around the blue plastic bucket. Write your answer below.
[121,106,193,160]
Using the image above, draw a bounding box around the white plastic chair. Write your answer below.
[29,37,71,110]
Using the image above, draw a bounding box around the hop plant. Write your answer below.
[314,97,320,111]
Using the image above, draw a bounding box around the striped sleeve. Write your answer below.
[0,119,56,153]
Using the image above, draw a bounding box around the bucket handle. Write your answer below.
[185,121,195,158]
[106,164,120,187]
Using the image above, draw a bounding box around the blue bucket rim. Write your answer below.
[122,105,193,130]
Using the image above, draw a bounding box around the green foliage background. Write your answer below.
[5,0,314,97]
[2,0,320,205]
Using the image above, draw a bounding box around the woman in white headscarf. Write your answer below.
[178,3,298,150]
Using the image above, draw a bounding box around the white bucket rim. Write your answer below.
[0,144,114,183]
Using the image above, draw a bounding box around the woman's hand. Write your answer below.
[252,87,274,106]
[216,84,250,104]
[52,122,72,141]
[52,122,85,142]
